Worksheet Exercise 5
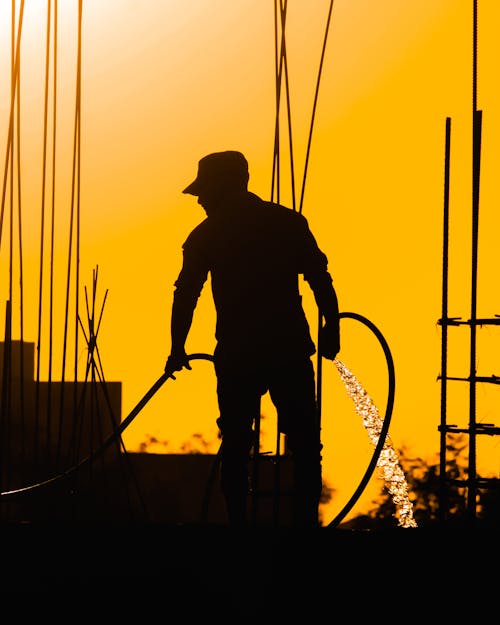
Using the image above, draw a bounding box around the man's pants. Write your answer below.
[214,357,323,527]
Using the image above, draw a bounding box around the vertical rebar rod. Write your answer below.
[279,0,296,212]
[468,107,482,523]
[15,6,25,462]
[5,3,16,496]
[48,0,58,463]
[58,0,82,467]
[271,0,287,205]
[9,1,15,308]
[73,0,83,417]
[439,116,452,524]
[1,301,12,498]
[271,0,280,203]
[467,0,481,524]
[299,0,335,214]
[0,0,24,253]
[35,0,52,467]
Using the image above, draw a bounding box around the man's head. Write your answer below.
[183,151,249,197]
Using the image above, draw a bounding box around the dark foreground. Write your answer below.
[1,522,498,621]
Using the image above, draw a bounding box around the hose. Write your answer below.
[1,312,395,530]
[0,353,214,499]
[327,312,395,527]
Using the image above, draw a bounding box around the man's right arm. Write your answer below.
[165,246,208,378]
[164,296,194,378]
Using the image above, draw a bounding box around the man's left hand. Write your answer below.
[164,350,192,379]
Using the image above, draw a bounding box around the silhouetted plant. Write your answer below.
[342,433,500,529]
[319,479,336,526]
[138,432,218,454]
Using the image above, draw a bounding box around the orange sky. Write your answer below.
[1,0,500,522]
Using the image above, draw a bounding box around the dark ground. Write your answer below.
[1,522,498,621]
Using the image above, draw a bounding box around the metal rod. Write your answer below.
[299,0,335,213]
[439,116,452,523]
[467,0,481,521]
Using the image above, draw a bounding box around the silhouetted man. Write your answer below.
[164,150,340,527]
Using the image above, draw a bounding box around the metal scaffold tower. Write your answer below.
[438,0,500,526]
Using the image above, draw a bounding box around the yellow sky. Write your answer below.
[1,1,500,522]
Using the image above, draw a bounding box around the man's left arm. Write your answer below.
[305,268,341,360]
[299,218,341,360]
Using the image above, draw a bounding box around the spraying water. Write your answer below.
[334,358,417,528]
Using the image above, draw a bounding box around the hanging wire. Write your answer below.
[0,0,25,253]
[279,0,296,211]
[271,0,297,210]
[73,0,82,393]
[467,0,481,522]
[57,0,83,467]
[9,0,15,305]
[438,117,452,523]
[472,0,478,113]
[15,1,25,462]
[299,0,335,213]
[270,0,284,204]
[35,0,53,467]
[0,0,19,504]
[47,0,58,460]
[0,0,25,502]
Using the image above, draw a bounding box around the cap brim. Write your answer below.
[182,179,200,195]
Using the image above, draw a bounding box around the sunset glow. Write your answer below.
[1,1,500,523]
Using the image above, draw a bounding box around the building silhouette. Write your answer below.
[0,340,294,526]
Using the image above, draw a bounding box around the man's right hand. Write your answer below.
[319,322,340,361]
[164,350,192,379]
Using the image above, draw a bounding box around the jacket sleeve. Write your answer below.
[305,264,340,326]
[297,215,340,326]
[170,242,209,352]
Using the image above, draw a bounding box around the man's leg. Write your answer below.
[215,365,262,527]
[269,358,322,528]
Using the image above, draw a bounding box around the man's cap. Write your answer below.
[183,150,249,195]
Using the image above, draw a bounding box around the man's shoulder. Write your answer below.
[183,218,211,249]
[268,203,310,234]
[253,194,308,224]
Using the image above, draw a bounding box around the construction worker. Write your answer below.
[164,150,340,527]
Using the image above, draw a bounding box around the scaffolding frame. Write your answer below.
[438,0,500,526]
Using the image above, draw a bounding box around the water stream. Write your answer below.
[334,358,417,528]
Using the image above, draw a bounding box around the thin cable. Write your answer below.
[0,0,24,253]
[279,0,296,211]
[57,0,82,465]
[299,0,335,213]
[472,0,478,113]
[270,0,287,204]
[1,2,18,502]
[15,3,25,461]
[271,0,278,201]
[35,0,53,466]
[467,0,480,523]
[73,0,83,409]
[48,0,58,456]
[438,117,452,523]
[9,0,15,305]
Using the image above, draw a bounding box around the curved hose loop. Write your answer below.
[0,352,214,500]
[326,311,395,528]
